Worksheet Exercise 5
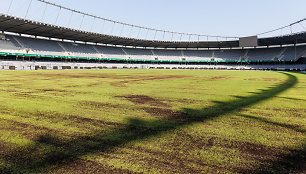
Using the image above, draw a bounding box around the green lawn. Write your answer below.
[0,70,305,173]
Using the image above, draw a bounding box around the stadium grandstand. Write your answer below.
[0,0,305,71]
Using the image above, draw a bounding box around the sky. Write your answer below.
[1,0,306,40]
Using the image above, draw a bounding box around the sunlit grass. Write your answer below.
[0,70,305,173]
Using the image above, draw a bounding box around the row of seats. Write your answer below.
[1,35,305,61]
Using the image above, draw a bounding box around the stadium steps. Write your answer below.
[212,50,215,58]
[277,47,287,60]
[57,42,68,52]
[301,48,306,57]
[282,46,306,60]
[93,46,107,58]
[0,39,20,50]
[181,50,185,58]
[121,48,132,59]
[243,50,249,61]
[11,36,25,48]
[151,50,158,60]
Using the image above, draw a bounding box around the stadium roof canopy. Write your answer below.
[0,14,305,49]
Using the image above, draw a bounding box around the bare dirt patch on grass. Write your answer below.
[38,89,68,93]
[30,73,193,87]
[0,141,14,154]
[33,73,190,80]
[244,78,260,81]
[168,134,287,172]
[46,159,137,174]
[86,82,103,87]
[170,132,283,158]
[171,131,213,150]
[110,75,192,87]
[79,101,121,110]
[9,89,86,99]
[31,73,110,79]
[166,98,200,105]
[225,140,282,157]
[110,81,130,87]
[33,111,123,128]
[68,115,124,127]
[244,78,283,82]
[0,80,15,82]
[36,89,91,97]
[142,107,180,118]
[0,89,18,93]
[123,95,170,107]
[194,75,233,81]
[208,75,232,80]
[128,144,241,173]
[262,107,306,118]
[0,118,65,140]
[13,92,42,99]
[248,111,274,117]
[263,78,283,82]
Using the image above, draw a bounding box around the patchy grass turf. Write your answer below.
[0,70,305,174]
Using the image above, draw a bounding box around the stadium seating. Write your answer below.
[183,50,213,61]
[123,48,154,60]
[281,46,306,60]
[247,47,284,61]
[0,39,20,50]
[59,42,97,54]
[11,36,64,53]
[214,49,245,61]
[153,49,183,61]
[0,34,306,62]
[95,46,127,59]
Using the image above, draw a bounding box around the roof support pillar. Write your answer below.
[100,20,106,34]
[145,29,149,40]
[299,23,306,31]
[153,30,157,40]
[25,0,33,19]
[67,11,73,28]
[137,27,141,38]
[79,14,85,30]
[7,0,14,14]
[129,25,134,37]
[90,17,96,32]
[55,7,62,25]
[110,22,115,35]
[41,3,48,22]
[120,24,125,37]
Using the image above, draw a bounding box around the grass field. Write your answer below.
[0,70,305,173]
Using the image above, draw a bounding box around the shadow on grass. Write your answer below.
[261,143,306,174]
[239,114,305,134]
[0,72,304,173]
[237,113,306,174]
[277,96,306,102]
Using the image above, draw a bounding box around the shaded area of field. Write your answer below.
[0,72,304,173]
